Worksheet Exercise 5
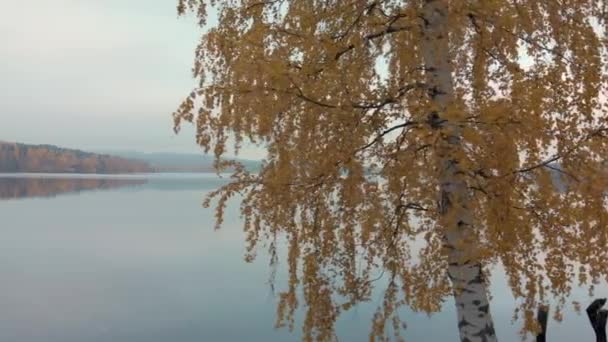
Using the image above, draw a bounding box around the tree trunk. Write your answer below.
[420,1,497,341]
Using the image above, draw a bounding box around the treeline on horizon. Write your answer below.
[0,142,152,173]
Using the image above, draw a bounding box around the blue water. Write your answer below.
[0,173,603,341]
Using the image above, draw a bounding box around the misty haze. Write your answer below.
[1,1,608,342]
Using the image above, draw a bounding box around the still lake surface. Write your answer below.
[0,173,604,341]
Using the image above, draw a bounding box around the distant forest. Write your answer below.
[0,142,152,173]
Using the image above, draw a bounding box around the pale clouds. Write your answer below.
[0,0,209,153]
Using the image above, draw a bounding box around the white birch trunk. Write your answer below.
[420,1,498,341]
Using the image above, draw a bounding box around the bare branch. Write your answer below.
[352,82,427,109]
[356,121,418,153]
[513,127,608,175]
[333,2,377,41]
[335,24,413,61]
[544,163,580,183]
[470,12,575,65]
[286,75,338,108]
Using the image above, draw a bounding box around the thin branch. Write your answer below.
[333,2,377,41]
[334,24,413,60]
[356,121,418,153]
[516,155,561,174]
[467,13,523,73]
[469,186,489,196]
[351,82,427,109]
[295,92,338,108]
[400,202,429,211]
[471,12,575,64]
[544,163,580,183]
[287,75,338,108]
[271,27,305,39]
[459,118,522,127]
[512,127,607,176]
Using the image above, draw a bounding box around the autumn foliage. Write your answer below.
[175,1,608,341]
[0,142,152,174]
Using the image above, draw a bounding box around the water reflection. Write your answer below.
[0,176,147,200]
[0,173,233,200]
[0,174,604,342]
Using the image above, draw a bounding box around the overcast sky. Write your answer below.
[0,0,241,156]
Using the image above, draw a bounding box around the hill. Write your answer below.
[102,150,261,172]
[0,142,152,173]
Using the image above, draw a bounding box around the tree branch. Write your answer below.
[333,2,378,41]
[511,127,607,176]
[334,24,413,61]
[286,75,338,108]
[470,12,575,65]
[356,121,418,153]
[352,82,427,109]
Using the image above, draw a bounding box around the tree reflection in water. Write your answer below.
[0,176,147,200]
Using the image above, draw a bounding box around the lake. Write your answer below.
[0,173,603,341]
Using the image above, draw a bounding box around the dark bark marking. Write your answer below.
[428,111,445,129]
[473,324,496,341]
[468,271,483,285]
[459,318,472,328]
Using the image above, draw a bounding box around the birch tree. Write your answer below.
[174,1,608,341]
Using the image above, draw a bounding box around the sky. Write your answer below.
[0,0,242,156]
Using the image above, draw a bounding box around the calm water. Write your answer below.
[0,173,603,341]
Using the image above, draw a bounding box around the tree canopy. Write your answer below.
[174,1,608,340]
